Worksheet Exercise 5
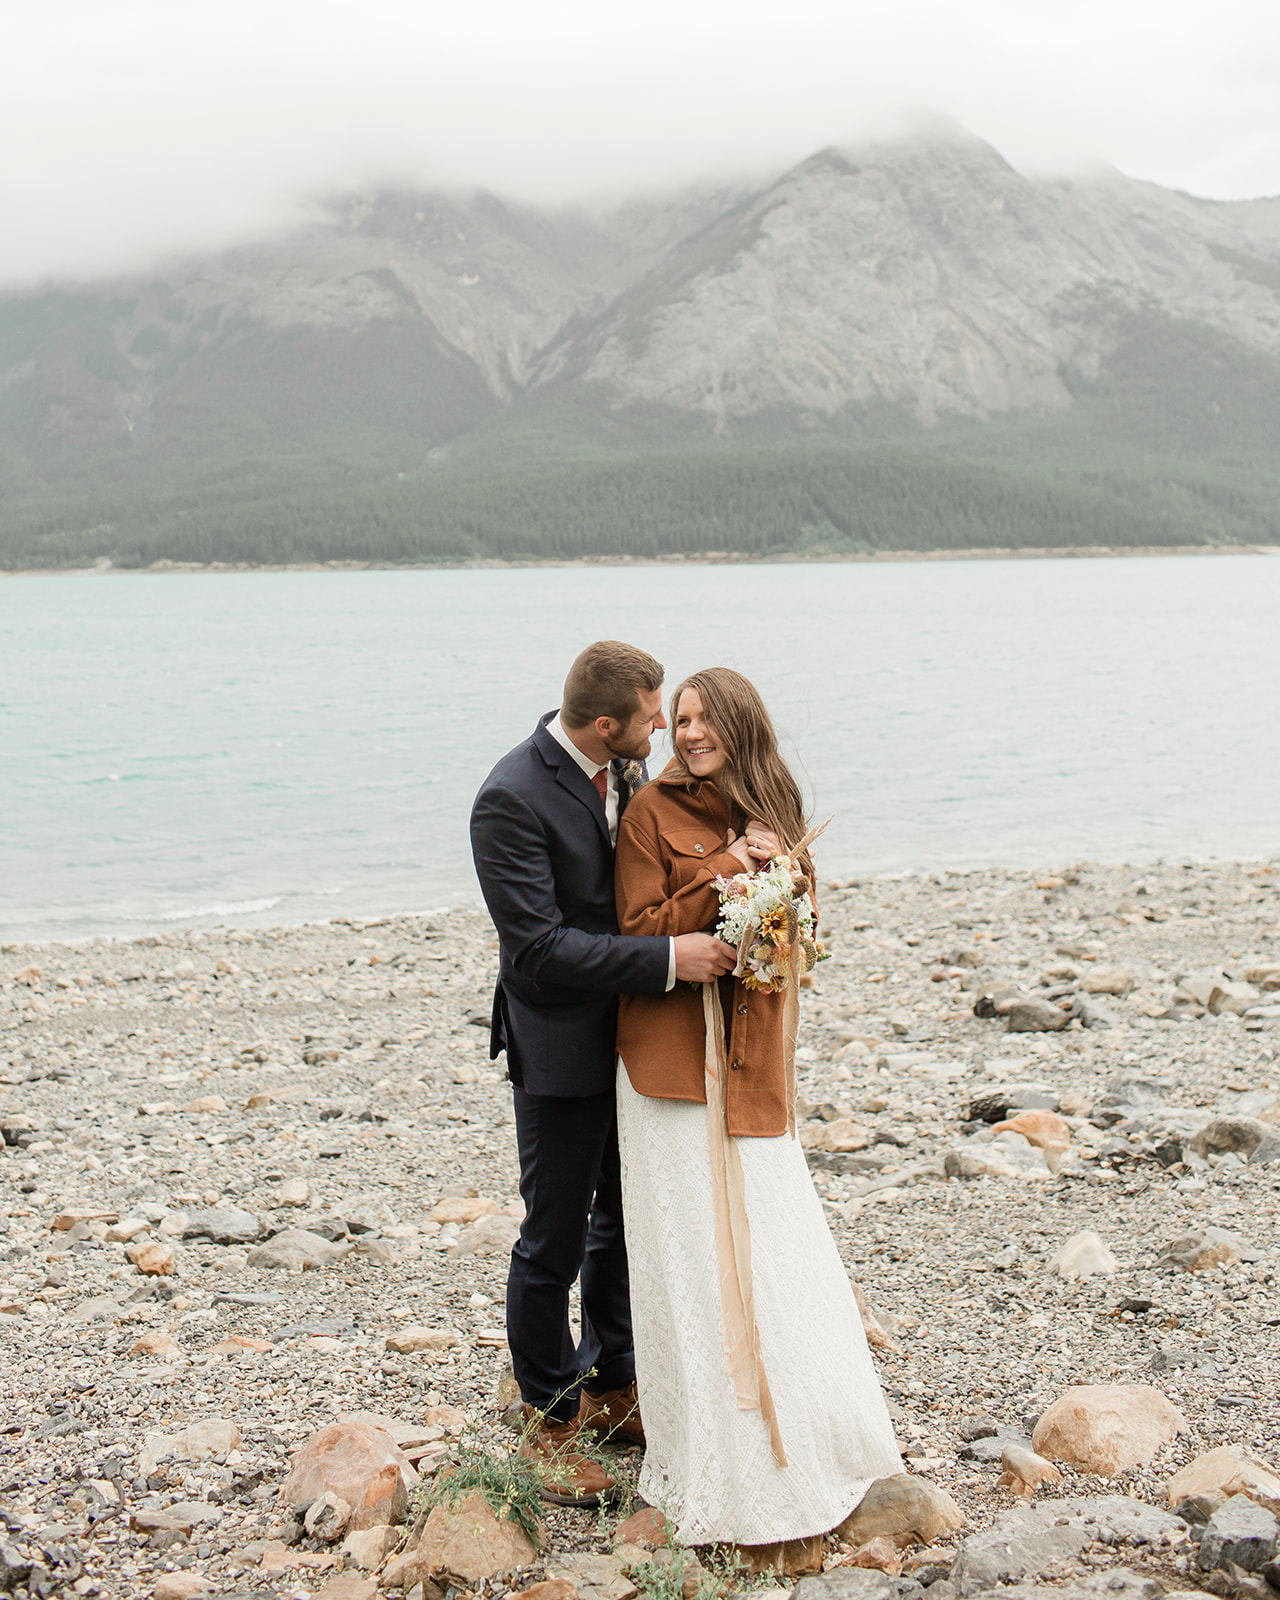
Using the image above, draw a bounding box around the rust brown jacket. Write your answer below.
[615,771,801,1137]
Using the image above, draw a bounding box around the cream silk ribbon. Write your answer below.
[698,815,827,1470]
[701,971,802,1470]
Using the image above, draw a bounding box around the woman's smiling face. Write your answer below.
[674,688,727,778]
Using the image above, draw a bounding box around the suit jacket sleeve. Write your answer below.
[471,784,669,997]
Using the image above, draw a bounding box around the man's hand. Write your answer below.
[673,933,738,982]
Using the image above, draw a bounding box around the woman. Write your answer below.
[614,667,901,1556]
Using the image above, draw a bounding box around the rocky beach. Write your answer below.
[1,857,1278,1600]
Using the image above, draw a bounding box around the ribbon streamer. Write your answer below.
[698,813,831,1468]
[701,981,788,1468]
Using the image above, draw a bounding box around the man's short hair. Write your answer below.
[562,641,664,730]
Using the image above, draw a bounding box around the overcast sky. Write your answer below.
[3,0,1279,289]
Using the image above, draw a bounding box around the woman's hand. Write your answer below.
[725,823,783,871]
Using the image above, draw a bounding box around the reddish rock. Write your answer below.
[339,1523,400,1570]
[130,1331,183,1359]
[545,1552,639,1597]
[422,1403,469,1434]
[612,1507,669,1550]
[279,1422,417,1531]
[129,1238,176,1276]
[998,1441,1063,1499]
[511,1583,579,1600]
[850,1536,904,1574]
[385,1491,540,1588]
[312,1576,379,1600]
[993,1110,1071,1150]
[837,1474,965,1548]
[417,1490,540,1578]
[1167,1445,1280,1516]
[1032,1384,1187,1476]
[153,1576,215,1599]
[385,1325,461,1354]
[430,1196,497,1224]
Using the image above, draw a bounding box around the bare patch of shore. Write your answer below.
[0,858,1277,1595]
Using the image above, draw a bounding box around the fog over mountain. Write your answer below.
[3,131,1280,568]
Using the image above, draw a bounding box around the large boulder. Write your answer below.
[181,1207,260,1245]
[983,1573,1161,1600]
[1005,999,1071,1033]
[248,1228,351,1271]
[384,1491,540,1588]
[1157,1228,1251,1273]
[1198,1494,1279,1572]
[800,1118,871,1153]
[1032,1385,1186,1476]
[1080,968,1135,996]
[967,1084,1058,1122]
[1167,1444,1280,1516]
[791,1574,896,1600]
[944,1133,1053,1182]
[836,1474,964,1548]
[950,1505,1089,1594]
[279,1422,416,1532]
[1189,1118,1280,1164]
[1059,1494,1186,1545]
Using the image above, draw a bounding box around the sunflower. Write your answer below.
[757,904,796,946]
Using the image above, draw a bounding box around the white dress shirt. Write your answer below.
[548,712,675,991]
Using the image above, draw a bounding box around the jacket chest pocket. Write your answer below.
[662,826,723,886]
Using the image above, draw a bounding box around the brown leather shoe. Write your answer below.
[517,1406,617,1508]
[578,1381,645,1447]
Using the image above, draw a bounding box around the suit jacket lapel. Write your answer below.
[533,716,610,848]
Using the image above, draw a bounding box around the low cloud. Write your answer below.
[3,0,1279,290]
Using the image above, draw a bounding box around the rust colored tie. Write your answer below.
[591,768,608,803]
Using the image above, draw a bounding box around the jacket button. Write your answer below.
[731,1058,742,1071]
[694,843,704,854]
[737,1003,747,1015]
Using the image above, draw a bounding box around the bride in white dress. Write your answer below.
[613,668,901,1554]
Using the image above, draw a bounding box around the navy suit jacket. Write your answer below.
[470,711,671,1097]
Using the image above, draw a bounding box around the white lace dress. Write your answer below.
[616,1064,903,1547]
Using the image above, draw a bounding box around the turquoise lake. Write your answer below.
[3,555,1278,942]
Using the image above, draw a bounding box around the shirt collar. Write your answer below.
[548,712,609,782]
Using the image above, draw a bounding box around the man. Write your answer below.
[470,640,736,1506]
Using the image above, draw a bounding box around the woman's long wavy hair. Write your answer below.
[666,668,812,881]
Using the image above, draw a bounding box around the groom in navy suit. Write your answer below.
[470,640,736,1505]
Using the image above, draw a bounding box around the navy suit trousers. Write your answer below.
[507,1083,634,1419]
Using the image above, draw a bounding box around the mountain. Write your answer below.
[544,137,1280,425]
[3,131,1280,568]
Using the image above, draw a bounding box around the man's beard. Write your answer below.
[605,727,651,761]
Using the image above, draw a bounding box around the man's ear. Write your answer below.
[594,715,616,743]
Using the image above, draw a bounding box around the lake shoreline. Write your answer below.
[3,543,1279,577]
[6,853,1279,951]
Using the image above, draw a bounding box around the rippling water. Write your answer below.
[3,555,1278,941]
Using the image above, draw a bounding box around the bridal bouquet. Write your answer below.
[714,827,830,993]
